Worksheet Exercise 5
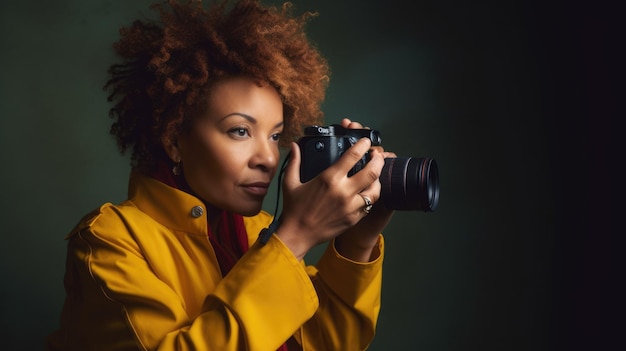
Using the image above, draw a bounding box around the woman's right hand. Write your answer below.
[275,138,385,260]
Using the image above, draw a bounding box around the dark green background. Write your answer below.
[0,0,621,350]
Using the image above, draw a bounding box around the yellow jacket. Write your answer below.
[47,173,384,351]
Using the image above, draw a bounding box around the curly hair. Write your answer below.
[105,0,330,173]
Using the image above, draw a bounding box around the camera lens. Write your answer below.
[379,157,439,212]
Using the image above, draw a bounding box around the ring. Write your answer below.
[360,194,373,214]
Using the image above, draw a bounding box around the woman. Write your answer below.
[47,1,394,350]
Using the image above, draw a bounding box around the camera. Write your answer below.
[297,124,439,212]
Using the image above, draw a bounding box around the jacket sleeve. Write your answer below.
[299,236,384,350]
[49,205,320,351]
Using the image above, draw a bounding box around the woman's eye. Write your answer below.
[271,132,282,141]
[229,128,249,138]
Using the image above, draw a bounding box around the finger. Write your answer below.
[349,149,385,190]
[283,142,303,187]
[370,145,385,154]
[383,152,397,159]
[360,178,382,204]
[354,188,380,215]
[354,193,372,215]
[327,138,372,177]
[369,145,396,159]
[340,118,366,130]
[347,121,364,129]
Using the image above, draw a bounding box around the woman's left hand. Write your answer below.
[334,118,395,262]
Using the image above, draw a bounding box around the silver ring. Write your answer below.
[360,194,373,214]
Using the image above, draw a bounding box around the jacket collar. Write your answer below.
[127,172,208,236]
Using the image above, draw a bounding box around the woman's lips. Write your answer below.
[242,182,270,196]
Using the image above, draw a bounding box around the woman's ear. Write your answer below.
[161,135,181,163]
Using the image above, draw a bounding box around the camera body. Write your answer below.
[297,124,439,212]
[298,124,381,183]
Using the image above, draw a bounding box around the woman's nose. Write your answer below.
[250,140,278,171]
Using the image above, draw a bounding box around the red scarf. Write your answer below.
[151,160,291,351]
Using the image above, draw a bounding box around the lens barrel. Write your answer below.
[379,157,439,212]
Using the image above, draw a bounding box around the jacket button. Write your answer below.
[191,206,204,218]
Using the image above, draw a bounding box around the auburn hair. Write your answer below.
[105,0,329,173]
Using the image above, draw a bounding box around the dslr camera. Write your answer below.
[298,124,439,212]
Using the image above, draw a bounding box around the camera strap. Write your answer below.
[258,152,291,244]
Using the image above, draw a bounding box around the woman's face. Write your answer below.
[175,76,284,216]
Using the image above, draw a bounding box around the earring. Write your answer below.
[172,160,182,176]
